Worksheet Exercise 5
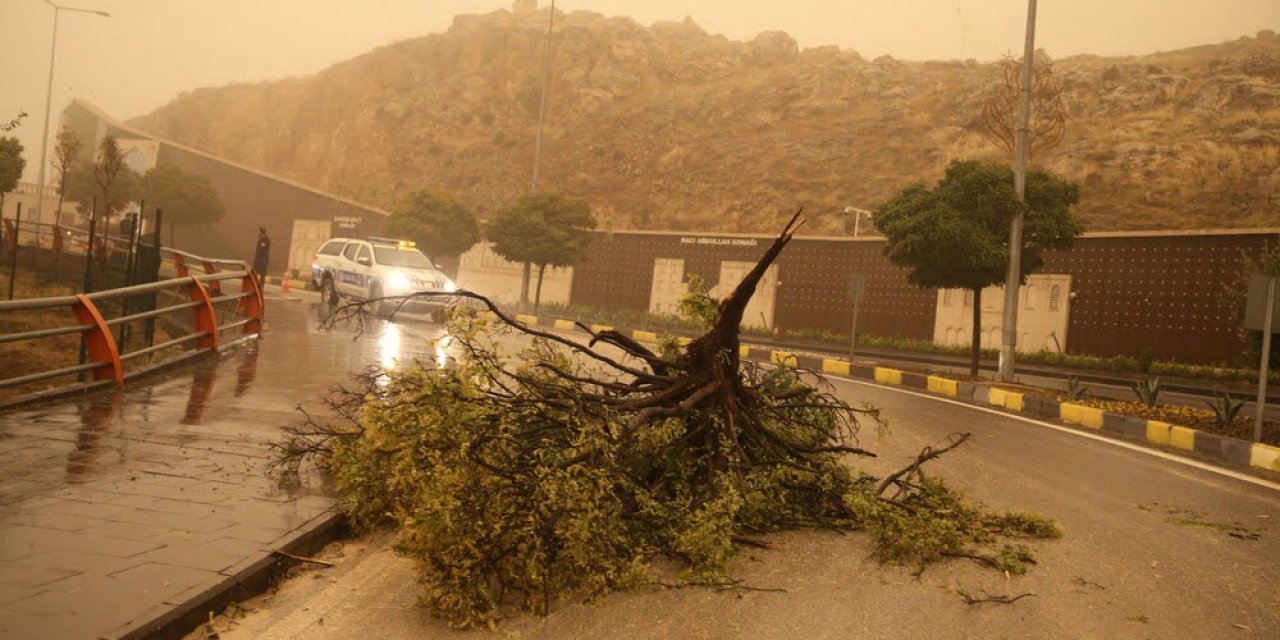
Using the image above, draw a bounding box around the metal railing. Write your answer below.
[0,239,263,406]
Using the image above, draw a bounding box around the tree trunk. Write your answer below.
[520,261,531,306]
[970,287,982,378]
[534,263,547,309]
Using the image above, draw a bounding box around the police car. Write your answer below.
[311,236,459,321]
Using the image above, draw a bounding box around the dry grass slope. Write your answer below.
[128,9,1280,234]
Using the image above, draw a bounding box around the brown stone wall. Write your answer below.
[572,231,934,341]
[571,229,1279,364]
[151,144,385,273]
[1045,232,1278,364]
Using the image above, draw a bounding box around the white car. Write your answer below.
[311,236,458,321]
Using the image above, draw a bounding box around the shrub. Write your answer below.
[1132,377,1163,407]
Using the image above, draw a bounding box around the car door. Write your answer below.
[354,244,375,297]
[336,241,363,296]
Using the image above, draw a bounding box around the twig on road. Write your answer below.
[957,588,1035,605]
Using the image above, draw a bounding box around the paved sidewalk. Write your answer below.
[0,297,440,639]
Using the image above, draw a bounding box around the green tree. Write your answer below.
[488,192,595,308]
[87,135,141,228]
[384,189,481,260]
[0,137,25,196]
[52,126,83,226]
[64,147,141,224]
[142,164,225,226]
[874,160,1081,377]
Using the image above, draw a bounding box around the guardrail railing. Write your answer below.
[0,242,263,407]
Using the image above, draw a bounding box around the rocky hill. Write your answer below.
[128,2,1280,234]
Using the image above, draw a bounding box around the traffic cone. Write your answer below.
[280,272,291,294]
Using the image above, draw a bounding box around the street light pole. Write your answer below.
[844,206,873,237]
[531,0,556,191]
[998,0,1038,382]
[32,1,110,229]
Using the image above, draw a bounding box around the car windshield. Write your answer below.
[374,246,434,269]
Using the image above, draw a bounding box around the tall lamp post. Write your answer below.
[997,0,1038,382]
[531,0,556,191]
[844,207,874,237]
[32,0,110,228]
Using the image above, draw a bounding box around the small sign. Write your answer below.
[679,236,759,247]
[848,273,866,304]
[334,215,361,230]
[1244,274,1280,332]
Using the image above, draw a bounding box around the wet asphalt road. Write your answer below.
[204,306,1280,640]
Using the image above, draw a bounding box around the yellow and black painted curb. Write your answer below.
[507,312,1280,476]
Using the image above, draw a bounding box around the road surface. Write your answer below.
[196,307,1280,640]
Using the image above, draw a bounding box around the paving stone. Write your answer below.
[0,301,351,639]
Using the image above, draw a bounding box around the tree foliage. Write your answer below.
[0,137,25,196]
[142,164,225,226]
[53,126,83,201]
[0,111,26,132]
[384,189,481,258]
[487,192,595,306]
[277,213,1060,628]
[64,136,141,218]
[875,160,1082,375]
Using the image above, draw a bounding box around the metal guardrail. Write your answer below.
[0,233,264,406]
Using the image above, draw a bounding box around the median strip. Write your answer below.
[532,314,1277,476]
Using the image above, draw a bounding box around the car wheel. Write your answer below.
[320,276,338,306]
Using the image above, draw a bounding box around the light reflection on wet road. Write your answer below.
[0,295,454,640]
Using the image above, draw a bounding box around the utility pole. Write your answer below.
[33,2,110,228]
[998,0,1038,382]
[531,0,556,191]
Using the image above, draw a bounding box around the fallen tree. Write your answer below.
[275,210,1060,627]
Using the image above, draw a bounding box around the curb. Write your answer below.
[110,510,346,640]
[508,312,1280,476]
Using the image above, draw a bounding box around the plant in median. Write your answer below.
[1137,347,1156,374]
[1132,377,1162,407]
[1065,376,1090,401]
[1204,390,1246,427]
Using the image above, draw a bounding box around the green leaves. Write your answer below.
[142,164,225,226]
[385,189,481,258]
[0,136,25,196]
[487,192,595,268]
[875,160,1082,290]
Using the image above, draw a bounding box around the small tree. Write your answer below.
[384,189,481,260]
[52,126,83,226]
[142,164,225,226]
[487,192,595,308]
[0,137,25,196]
[91,135,141,227]
[981,53,1066,160]
[875,160,1081,377]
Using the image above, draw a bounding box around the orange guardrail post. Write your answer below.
[72,294,125,384]
[202,261,222,295]
[188,276,220,352]
[241,271,263,334]
[173,253,188,277]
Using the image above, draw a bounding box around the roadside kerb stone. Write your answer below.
[543,317,1279,476]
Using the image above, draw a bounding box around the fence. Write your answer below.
[0,229,263,406]
[1,215,154,295]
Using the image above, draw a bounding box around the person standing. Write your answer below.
[252,226,271,290]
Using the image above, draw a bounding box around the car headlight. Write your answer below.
[385,271,413,294]
[443,278,458,293]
